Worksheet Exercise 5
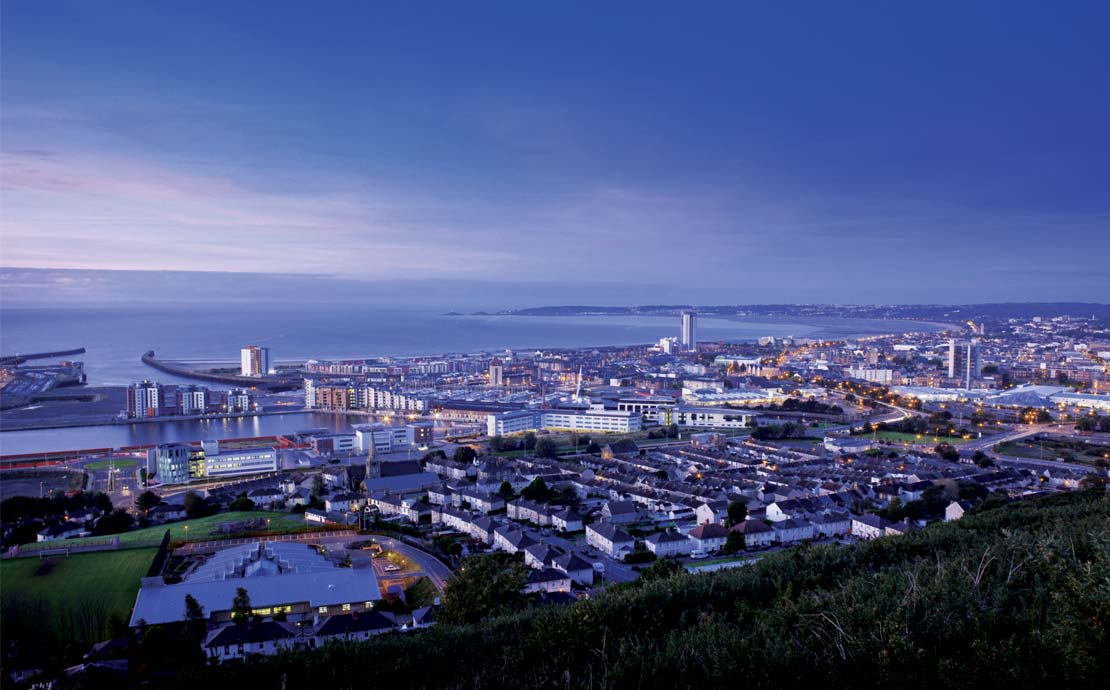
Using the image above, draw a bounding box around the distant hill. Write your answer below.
[502,302,1110,320]
[173,490,1110,689]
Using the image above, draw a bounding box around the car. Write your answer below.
[383,564,402,572]
[689,550,708,560]
[592,561,606,574]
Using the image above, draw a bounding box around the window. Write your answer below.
[341,603,351,612]
[318,606,328,614]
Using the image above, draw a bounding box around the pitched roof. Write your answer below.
[587,523,633,543]
[206,621,293,647]
[314,611,397,637]
[730,520,773,534]
[688,523,729,539]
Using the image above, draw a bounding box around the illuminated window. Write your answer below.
[318,606,328,614]
[342,603,351,612]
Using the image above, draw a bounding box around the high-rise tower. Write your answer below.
[680,311,697,352]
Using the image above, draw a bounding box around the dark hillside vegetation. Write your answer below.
[168,491,1109,690]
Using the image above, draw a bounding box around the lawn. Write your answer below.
[0,547,157,650]
[871,431,971,445]
[85,458,139,470]
[18,510,314,552]
[997,438,1110,466]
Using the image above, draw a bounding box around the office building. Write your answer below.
[240,345,271,377]
[846,367,895,385]
[680,311,697,352]
[616,396,677,423]
[947,338,982,388]
[126,380,163,418]
[152,441,276,485]
[486,408,642,436]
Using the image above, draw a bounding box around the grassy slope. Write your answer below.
[1,548,157,648]
[177,490,1110,690]
[18,510,312,551]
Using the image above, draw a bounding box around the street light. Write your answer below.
[183,524,189,543]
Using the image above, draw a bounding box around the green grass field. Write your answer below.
[998,438,1110,466]
[85,458,139,470]
[18,510,313,552]
[872,431,971,445]
[0,547,157,649]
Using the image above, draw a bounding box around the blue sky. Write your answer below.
[2,1,1108,304]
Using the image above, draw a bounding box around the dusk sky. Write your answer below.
[2,1,1109,305]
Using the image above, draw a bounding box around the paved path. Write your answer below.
[369,534,453,591]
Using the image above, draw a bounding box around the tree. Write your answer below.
[93,508,133,535]
[935,442,961,462]
[229,495,256,512]
[639,556,686,582]
[422,449,447,462]
[136,490,162,513]
[723,531,746,554]
[231,587,252,626]
[521,477,553,502]
[496,481,515,501]
[586,441,602,454]
[972,450,994,468]
[726,499,748,527]
[184,594,206,640]
[522,431,537,450]
[440,555,527,625]
[534,438,559,459]
[489,435,506,452]
[453,446,478,464]
[311,474,327,499]
[184,594,205,622]
[183,490,209,519]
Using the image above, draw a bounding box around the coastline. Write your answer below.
[0,408,309,435]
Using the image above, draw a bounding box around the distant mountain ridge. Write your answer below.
[499,302,1110,320]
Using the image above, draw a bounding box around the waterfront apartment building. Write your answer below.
[225,388,252,413]
[240,345,271,377]
[303,378,427,413]
[126,380,164,418]
[681,311,697,352]
[177,385,209,416]
[304,377,357,410]
[486,408,642,436]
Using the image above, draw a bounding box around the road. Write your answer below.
[370,534,453,591]
[992,454,1098,475]
[961,426,1040,452]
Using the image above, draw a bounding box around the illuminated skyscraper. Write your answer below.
[240,345,271,377]
[680,311,697,352]
[947,338,982,388]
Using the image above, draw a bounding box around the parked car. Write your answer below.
[690,550,708,560]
